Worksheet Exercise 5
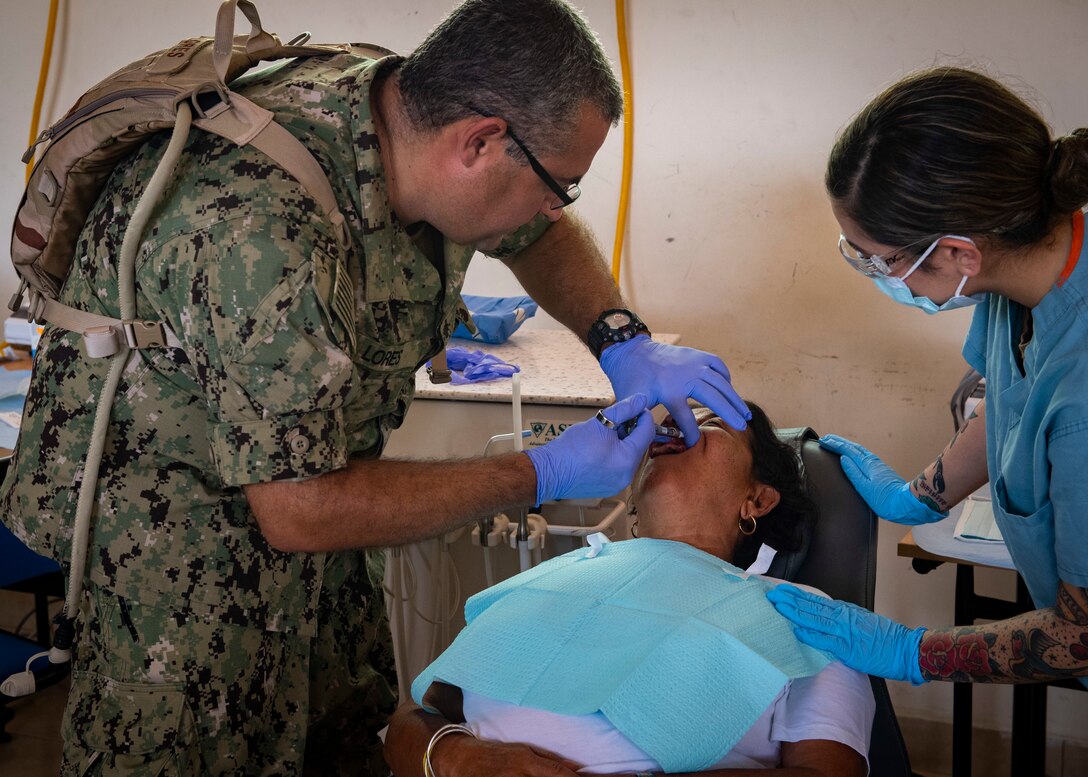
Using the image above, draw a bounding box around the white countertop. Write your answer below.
[414,329,680,408]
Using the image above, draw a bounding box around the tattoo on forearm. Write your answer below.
[921,584,1088,683]
[1057,584,1088,625]
[919,627,1000,682]
[1060,585,1088,664]
[912,454,951,512]
[947,408,977,450]
[1008,628,1067,680]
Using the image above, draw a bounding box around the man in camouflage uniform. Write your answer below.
[1,1,749,774]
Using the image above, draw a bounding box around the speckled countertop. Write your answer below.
[414,330,680,407]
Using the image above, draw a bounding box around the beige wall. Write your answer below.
[3,0,1086,742]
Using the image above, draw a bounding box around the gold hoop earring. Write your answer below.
[630,519,639,538]
[738,513,757,536]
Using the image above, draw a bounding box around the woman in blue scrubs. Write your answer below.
[768,67,1088,687]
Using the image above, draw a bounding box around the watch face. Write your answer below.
[603,312,632,329]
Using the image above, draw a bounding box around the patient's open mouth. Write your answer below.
[649,438,686,458]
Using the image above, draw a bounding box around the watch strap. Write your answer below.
[588,308,650,360]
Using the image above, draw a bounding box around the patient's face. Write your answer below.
[633,407,757,554]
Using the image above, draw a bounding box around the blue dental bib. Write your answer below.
[412,538,830,773]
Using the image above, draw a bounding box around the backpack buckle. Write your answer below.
[83,326,121,358]
[427,348,452,384]
[190,82,231,120]
[123,320,167,349]
[8,279,29,314]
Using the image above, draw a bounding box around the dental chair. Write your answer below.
[770,427,916,777]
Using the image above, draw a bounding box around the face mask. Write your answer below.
[872,235,985,314]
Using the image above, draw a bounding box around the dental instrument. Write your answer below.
[594,409,684,440]
[512,373,532,571]
[482,429,532,455]
[508,513,547,567]
[471,513,511,587]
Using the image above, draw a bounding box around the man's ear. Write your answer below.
[455,116,509,169]
[941,236,983,278]
[747,483,781,519]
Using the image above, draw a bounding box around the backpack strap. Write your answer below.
[192,93,351,249]
[214,0,279,83]
[211,0,368,83]
[13,0,390,359]
[27,295,180,356]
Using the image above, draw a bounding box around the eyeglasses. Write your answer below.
[467,106,581,209]
[504,127,581,209]
[836,234,928,278]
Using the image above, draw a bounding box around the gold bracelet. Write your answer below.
[424,723,476,777]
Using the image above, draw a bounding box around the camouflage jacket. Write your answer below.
[1,52,548,635]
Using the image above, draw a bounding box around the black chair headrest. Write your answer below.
[764,426,818,581]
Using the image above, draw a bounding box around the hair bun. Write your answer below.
[1048,128,1088,214]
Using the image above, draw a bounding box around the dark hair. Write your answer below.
[826,66,1088,262]
[732,401,818,570]
[397,0,623,158]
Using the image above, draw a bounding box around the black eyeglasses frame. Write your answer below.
[466,106,580,209]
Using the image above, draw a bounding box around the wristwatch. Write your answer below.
[587,308,650,360]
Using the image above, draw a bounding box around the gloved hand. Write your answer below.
[526,393,655,504]
[599,335,750,446]
[818,434,946,525]
[443,347,519,384]
[767,583,927,685]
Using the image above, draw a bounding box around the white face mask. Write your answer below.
[872,235,985,314]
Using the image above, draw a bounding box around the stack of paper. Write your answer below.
[954,496,1004,543]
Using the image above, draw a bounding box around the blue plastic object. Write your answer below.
[452,294,538,344]
[525,394,653,504]
[599,335,750,444]
[768,583,926,685]
[438,347,520,385]
[0,521,58,588]
[818,435,946,525]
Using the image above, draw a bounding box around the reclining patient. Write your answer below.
[385,403,874,776]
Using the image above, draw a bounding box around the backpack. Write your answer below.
[11,0,391,357]
[4,0,395,672]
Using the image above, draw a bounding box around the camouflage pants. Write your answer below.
[60,551,397,776]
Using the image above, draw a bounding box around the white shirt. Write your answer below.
[462,659,874,773]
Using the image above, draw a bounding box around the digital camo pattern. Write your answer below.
[1,52,493,632]
[61,553,396,775]
[1,49,549,772]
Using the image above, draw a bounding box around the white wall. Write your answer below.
[3,0,1087,746]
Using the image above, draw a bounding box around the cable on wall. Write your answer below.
[610,0,634,286]
[26,0,61,183]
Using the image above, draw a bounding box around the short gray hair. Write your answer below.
[398,0,623,158]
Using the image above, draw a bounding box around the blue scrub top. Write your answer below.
[963,211,1088,616]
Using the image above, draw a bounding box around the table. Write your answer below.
[898,517,1084,777]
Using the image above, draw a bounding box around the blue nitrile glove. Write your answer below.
[767,583,927,685]
[525,393,655,504]
[442,347,519,384]
[599,335,750,446]
[818,434,946,525]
